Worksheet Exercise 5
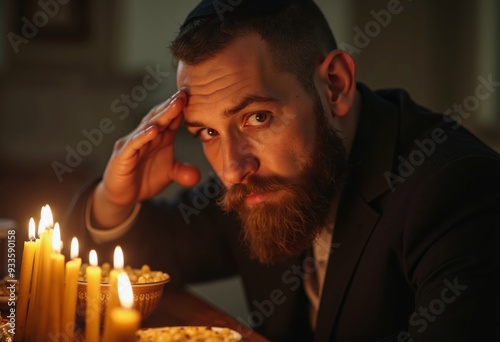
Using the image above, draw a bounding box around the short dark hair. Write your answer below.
[170,0,337,94]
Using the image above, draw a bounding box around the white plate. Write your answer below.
[137,326,242,341]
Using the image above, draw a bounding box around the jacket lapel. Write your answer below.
[314,83,400,341]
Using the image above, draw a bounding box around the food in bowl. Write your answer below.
[76,264,170,322]
[136,326,242,342]
[78,263,170,284]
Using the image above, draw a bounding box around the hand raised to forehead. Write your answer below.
[91,90,201,228]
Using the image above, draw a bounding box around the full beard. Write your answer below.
[218,95,349,264]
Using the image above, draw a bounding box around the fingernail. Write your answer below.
[145,125,155,133]
[172,89,182,98]
[171,97,184,106]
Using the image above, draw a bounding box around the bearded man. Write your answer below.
[65,0,500,340]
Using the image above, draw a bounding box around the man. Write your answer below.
[65,0,500,340]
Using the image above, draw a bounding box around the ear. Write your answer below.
[316,50,356,117]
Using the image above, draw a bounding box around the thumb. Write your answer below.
[171,161,201,187]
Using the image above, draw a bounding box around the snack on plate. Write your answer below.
[78,263,170,284]
[136,326,242,342]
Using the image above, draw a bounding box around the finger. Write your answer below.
[120,124,159,160]
[151,96,186,128]
[140,90,186,124]
[171,161,201,187]
[141,100,170,124]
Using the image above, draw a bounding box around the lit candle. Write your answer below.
[102,246,124,341]
[48,223,65,338]
[103,273,140,342]
[62,237,82,341]
[86,249,102,342]
[15,218,37,341]
[24,210,45,341]
[34,205,55,342]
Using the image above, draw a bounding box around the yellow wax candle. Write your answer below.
[62,237,82,341]
[103,273,140,342]
[14,218,36,342]
[23,235,40,341]
[86,249,102,342]
[48,224,65,339]
[24,206,53,341]
[102,246,124,341]
[35,226,54,341]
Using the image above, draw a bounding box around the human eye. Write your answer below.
[194,127,219,142]
[244,111,272,128]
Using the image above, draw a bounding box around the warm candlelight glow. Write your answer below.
[117,273,134,309]
[38,204,53,237]
[63,238,81,342]
[89,249,98,266]
[71,237,79,259]
[38,218,46,238]
[29,217,35,240]
[103,271,140,342]
[39,206,47,230]
[104,246,125,337]
[52,223,62,254]
[44,204,54,228]
[17,217,38,340]
[86,249,102,341]
[114,246,124,270]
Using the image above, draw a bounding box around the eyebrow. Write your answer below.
[223,95,279,117]
[185,94,280,129]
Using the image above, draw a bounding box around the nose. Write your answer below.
[220,136,258,185]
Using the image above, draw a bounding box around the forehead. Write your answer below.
[176,34,294,118]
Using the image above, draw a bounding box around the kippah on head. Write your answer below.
[182,0,293,28]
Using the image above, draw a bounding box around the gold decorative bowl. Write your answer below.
[76,278,169,323]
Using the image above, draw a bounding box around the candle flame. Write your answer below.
[71,237,79,259]
[113,246,124,270]
[28,218,35,240]
[44,204,54,228]
[89,249,98,266]
[52,223,62,253]
[117,273,134,309]
[38,204,54,235]
[38,217,46,237]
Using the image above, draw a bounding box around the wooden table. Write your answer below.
[75,287,269,341]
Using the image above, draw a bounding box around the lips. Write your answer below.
[244,191,273,205]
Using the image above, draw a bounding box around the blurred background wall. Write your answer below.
[0,0,499,320]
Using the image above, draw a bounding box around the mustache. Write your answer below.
[218,175,294,212]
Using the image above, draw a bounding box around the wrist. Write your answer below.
[91,183,137,229]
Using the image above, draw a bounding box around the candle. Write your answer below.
[15,218,37,341]
[86,249,102,342]
[48,223,65,338]
[102,246,124,341]
[103,273,140,342]
[34,205,55,341]
[24,213,44,341]
[62,237,82,341]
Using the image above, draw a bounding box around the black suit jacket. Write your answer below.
[64,83,500,341]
